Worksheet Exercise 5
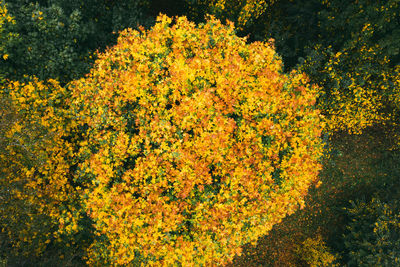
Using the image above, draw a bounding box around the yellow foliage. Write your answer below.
[68,15,324,265]
[295,235,338,267]
[1,13,324,266]
[0,78,82,257]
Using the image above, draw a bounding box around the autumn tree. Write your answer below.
[1,6,324,263]
[0,77,93,265]
[63,15,324,265]
[300,0,400,133]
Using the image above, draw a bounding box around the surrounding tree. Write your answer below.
[300,0,400,133]
[343,198,400,266]
[0,0,16,83]
[1,0,151,83]
[0,78,92,265]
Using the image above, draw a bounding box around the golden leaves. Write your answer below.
[0,12,324,265]
[67,15,324,265]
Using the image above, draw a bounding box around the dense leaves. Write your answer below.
[2,0,400,265]
[66,15,323,265]
[301,0,400,133]
[343,198,400,266]
[182,0,400,133]
[1,14,324,265]
[0,78,91,265]
[0,0,151,83]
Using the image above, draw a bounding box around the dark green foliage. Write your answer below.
[317,0,400,64]
[1,0,152,83]
[247,0,323,69]
[149,0,187,17]
[300,0,400,130]
[343,198,400,266]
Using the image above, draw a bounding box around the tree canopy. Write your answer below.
[1,0,399,266]
[2,15,324,265]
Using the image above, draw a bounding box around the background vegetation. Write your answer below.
[1,0,399,266]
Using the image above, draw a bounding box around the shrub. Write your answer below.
[295,235,338,267]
